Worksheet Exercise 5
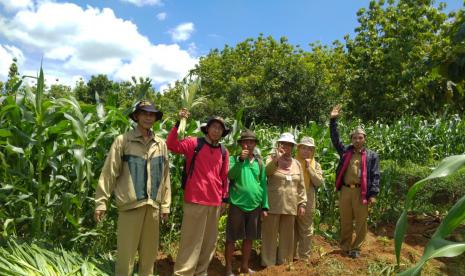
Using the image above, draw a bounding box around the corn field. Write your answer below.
[1,71,465,274]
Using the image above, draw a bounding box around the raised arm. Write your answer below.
[166,109,195,154]
[329,104,345,156]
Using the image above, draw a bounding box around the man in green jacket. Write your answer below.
[94,100,171,276]
[225,129,269,275]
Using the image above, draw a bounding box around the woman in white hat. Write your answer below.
[260,132,307,267]
[294,137,324,260]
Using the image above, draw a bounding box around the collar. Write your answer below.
[129,127,158,143]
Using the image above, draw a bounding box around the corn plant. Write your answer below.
[394,154,465,275]
[178,76,206,138]
[0,239,111,275]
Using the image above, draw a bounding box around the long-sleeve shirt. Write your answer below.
[95,128,171,213]
[166,126,229,206]
[264,157,307,215]
[330,118,380,199]
[228,156,269,212]
[296,155,324,210]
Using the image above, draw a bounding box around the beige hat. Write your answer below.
[277,132,297,145]
[298,136,316,147]
[350,126,366,137]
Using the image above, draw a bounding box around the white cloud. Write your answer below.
[120,0,162,7]
[0,0,34,12]
[156,12,167,21]
[0,44,25,80]
[114,43,197,83]
[0,2,197,87]
[187,42,197,55]
[169,22,195,42]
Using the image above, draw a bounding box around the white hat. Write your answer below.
[298,136,316,147]
[277,132,297,145]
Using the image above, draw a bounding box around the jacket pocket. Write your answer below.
[123,155,148,200]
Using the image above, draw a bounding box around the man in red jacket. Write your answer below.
[167,108,230,276]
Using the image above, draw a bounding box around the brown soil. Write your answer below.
[155,215,465,275]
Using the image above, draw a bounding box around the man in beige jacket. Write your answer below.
[94,100,171,276]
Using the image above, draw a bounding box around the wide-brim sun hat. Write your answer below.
[129,100,163,121]
[238,129,259,144]
[277,132,296,145]
[298,136,316,147]
[200,116,231,137]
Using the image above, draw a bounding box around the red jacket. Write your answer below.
[167,126,229,206]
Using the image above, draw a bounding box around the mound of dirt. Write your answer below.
[155,216,465,275]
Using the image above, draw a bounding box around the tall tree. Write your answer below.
[345,0,449,120]
[5,58,20,95]
[181,35,344,125]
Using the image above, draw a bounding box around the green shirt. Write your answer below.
[228,156,269,212]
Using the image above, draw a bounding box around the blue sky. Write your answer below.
[0,0,463,90]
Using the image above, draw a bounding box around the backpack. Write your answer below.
[181,137,227,190]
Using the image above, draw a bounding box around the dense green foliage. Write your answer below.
[0,240,112,275]
[1,0,464,274]
[2,70,465,250]
[2,1,462,126]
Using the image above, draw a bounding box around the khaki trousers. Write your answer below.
[173,202,221,276]
[116,205,159,276]
[294,190,315,259]
[339,186,368,252]
[261,214,295,267]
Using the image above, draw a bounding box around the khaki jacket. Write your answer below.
[265,157,307,215]
[305,161,323,210]
[95,128,171,213]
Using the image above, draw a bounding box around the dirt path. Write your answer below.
[155,216,465,275]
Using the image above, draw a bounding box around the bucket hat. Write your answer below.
[129,100,163,121]
[238,129,259,144]
[298,136,316,147]
[200,116,230,137]
[277,132,297,145]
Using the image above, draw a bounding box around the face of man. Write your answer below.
[298,145,315,159]
[206,121,224,142]
[240,139,256,151]
[135,110,157,130]
[351,133,366,151]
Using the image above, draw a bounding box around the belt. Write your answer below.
[343,183,360,188]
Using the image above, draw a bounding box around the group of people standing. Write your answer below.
[94,101,380,276]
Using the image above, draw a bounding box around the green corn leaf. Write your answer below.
[395,154,465,272]
[5,144,24,154]
[36,64,44,118]
[0,129,12,137]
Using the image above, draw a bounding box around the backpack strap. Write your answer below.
[188,137,206,177]
[183,137,227,190]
